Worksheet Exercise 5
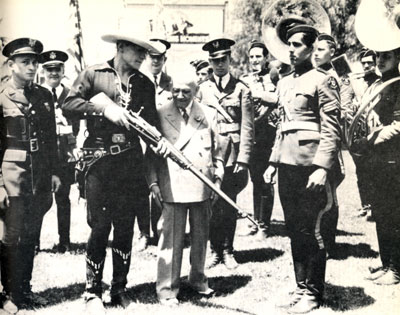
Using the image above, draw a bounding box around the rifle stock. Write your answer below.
[127,110,258,227]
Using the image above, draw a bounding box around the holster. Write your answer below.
[75,159,89,199]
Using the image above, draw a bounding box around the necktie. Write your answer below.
[154,75,158,89]
[181,108,189,124]
[52,87,58,107]
[217,76,223,91]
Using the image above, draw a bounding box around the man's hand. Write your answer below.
[0,187,9,209]
[233,162,248,173]
[150,138,171,158]
[150,184,163,209]
[306,168,327,192]
[104,104,132,129]
[52,175,62,193]
[263,165,277,184]
[210,178,222,206]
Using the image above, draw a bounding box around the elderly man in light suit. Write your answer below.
[147,70,224,306]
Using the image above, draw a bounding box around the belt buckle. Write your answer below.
[111,133,126,144]
[30,138,39,152]
[110,145,121,155]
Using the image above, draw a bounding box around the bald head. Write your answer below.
[171,68,198,109]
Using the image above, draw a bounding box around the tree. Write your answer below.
[228,0,362,76]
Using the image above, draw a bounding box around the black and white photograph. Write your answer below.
[0,0,399,314]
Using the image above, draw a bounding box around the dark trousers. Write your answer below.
[369,163,400,271]
[278,165,329,297]
[352,154,374,208]
[150,196,162,240]
[1,193,51,296]
[84,153,149,296]
[209,166,248,254]
[35,163,75,247]
[249,126,275,228]
[55,163,75,244]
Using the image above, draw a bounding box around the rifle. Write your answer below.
[126,109,259,227]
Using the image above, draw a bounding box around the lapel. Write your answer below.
[156,72,172,95]
[58,84,70,105]
[164,101,205,150]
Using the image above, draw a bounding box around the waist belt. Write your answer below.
[281,121,320,133]
[81,142,134,167]
[218,122,240,134]
[6,138,39,153]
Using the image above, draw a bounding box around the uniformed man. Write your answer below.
[190,59,213,84]
[351,49,380,217]
[264,24,341,313]
[143,38,173,249]
[352,47,400,285]
[146,39,173,107]
[197,38,254,269]
[37,50,79,253]
[241,40,277,239]
[313,34,346,258]
[0,38,60,312]
[62,33,164,312]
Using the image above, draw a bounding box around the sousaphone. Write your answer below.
[262,0,331,64]
[347,0,400,152]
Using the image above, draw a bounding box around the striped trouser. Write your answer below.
[278,164,334,296]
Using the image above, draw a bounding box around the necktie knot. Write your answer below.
[181,108,189,124]
[154,75,158,88]
[217,76,223,91]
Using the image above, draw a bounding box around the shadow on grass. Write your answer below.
[331,242,379,260]
[40,242,87,255]
[126,275,253,310]
[336,229,364,236]
[179,275,256,314]
[235,248,284,264]
[324,283,375,311]
[35,282,86,307]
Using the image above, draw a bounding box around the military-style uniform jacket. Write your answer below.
[43,84,79,165]
[241,69,277,123]
[270,62,341,170]
[155,72,173,108]
[197,74,254,167]
[62,59,159,159]
[363,71,400,164]
[0,80,58,196]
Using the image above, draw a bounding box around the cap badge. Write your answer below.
[29,39,36,48]
[50,52,57,60]
[213,41,220,49]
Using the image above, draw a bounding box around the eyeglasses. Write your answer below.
[172,88,192,95]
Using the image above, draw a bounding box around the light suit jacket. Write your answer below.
[147,100,224,203]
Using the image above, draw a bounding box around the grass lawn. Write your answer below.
[9,150,400,314]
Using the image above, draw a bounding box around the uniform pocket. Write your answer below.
[2,149,27,162]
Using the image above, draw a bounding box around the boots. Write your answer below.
[110,248,132,308]
[84,256,105,314]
